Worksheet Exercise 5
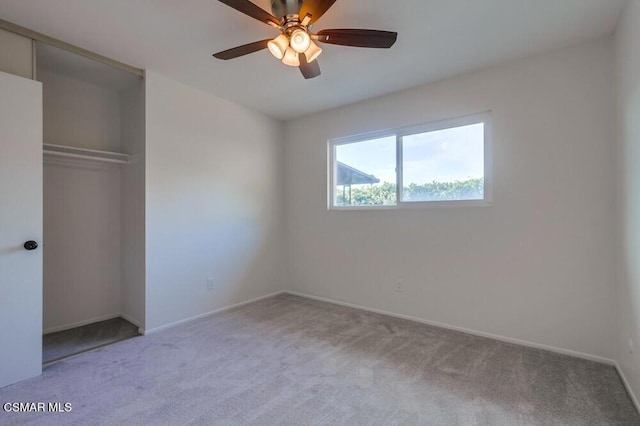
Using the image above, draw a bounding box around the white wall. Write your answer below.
[43,160,122,332]
[615,0,640,406]
[39,69,122,152]
[284,38,616,360]
[144,71,285,331]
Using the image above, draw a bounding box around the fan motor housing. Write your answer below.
[271,0,303,19]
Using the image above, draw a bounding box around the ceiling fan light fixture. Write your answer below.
[282,47,300,67]
[290,29,311,53]
[212,0,399,80]
[267,34,289,59]
[304,41,323,63]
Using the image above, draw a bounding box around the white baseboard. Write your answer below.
[283,291,616,366]
[43,313,122,334]
[615,362,640,414]
[140,290,287,335]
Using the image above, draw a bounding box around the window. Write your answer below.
[329,112,491,209]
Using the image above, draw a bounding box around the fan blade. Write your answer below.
[213,39,270,60]
[299,0,337,24]
[217,0,280,26]
[316,29,397,48]
[299,55,321,79]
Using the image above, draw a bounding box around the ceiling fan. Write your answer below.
[213,0,398,79]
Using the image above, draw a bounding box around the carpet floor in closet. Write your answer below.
[43,317,140,364]
[1,294,638,425]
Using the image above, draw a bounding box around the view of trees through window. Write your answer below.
[333,119,486,207]
[335,179,485,206]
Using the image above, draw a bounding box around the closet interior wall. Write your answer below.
[38,42,145,333]
[120,75,145,329]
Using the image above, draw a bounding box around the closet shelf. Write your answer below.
[43,144,131,164]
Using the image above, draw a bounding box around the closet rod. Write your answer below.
[0,19,144,77]
[43,143,130,158]
[43,150,129,164]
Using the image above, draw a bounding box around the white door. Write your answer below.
[0,70,43,388]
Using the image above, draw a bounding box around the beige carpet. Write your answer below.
[0,294,638,425]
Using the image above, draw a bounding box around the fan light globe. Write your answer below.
[304,41,323,63]
[282,47,300,67]
[290,29,311,53]
[268,34,289,59]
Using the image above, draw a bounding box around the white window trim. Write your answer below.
[328,111,493,210]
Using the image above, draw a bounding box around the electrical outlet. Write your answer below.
[207,278,215,291]
[629,339,635,355]
[395,280,404,293]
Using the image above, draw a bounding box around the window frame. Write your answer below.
[328,111,493,210]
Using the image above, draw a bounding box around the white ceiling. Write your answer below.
[0,0,627,120]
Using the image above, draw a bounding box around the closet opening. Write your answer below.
[36,41,146,364]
